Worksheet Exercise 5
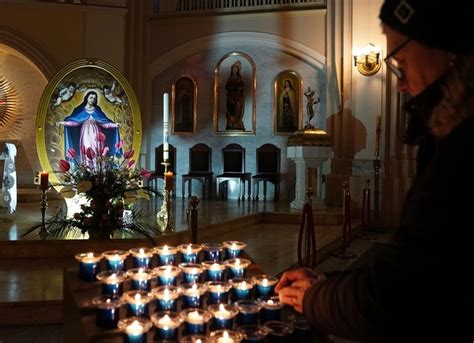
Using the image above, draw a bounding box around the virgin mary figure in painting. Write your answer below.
[225,61,245,130]
[278,79,297,132]
[57,90,121,162]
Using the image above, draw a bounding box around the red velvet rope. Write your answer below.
[342,190,352,249]
[297,200,317,269]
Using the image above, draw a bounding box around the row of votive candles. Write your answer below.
[94,297,305,342]
[75,241,247,282]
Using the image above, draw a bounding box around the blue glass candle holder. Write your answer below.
[180,308,212,336]
[127,268,153,291]
[264,321,294,343]
[154,265,181,286]
[118,317,153,343]
[92,295,122,329]
[178,243,202,263]
[152,285,182,311]
[202,261,226,282]
[201,242,224,262]
[226,258,251,278]
[258,296,284,323]
[123,290,152,317]
[75,252,102,281]
[236,324,271,343]
[223,240,247,260]
[210,330,243,343]
[96,270,127,296]
[288,314,313,343]
[102,250,129,271]
[230,277,254,301]
[150,311,182,340]
[253,275,278,299]
[129,247,154,269]
[208,303,238,330]
[235,300,262,325]
[206,281,232,305]
[154,245,178,266]
[180,263,204,284]
[182,283,207,309]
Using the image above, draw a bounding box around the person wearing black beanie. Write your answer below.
[276,1,474,342]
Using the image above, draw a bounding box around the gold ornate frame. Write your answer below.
[35,58,142,185]
[273,70,303,135]
[171,74,197,135]
[213,51,256,136]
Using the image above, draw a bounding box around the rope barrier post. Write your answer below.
[356,178,378,241]
[331,182,357,260]
[187,195,199,243]
[297,188,318,269]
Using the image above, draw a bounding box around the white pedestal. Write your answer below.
[287,146,333,210]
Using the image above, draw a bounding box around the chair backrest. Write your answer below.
[189,143,212,172]
[155,144,176,174]
[256,143,280,174]
[222,143,245,173]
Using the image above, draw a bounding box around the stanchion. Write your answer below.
[356,178,378,241]
[373,158,381,226]
[187,196,199,244]
[297,188,317,269]
[331,182,357,259]
[157,160,173,233]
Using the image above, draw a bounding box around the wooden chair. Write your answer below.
[149,144,176,195]
[215,143,251,200]
[252,143,281,201]
[181,144,213,199]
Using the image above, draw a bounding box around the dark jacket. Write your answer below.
[303,70,474,342]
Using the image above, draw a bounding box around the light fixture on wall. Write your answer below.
[352,43,382,76]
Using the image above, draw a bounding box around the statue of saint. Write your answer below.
[304,87,320,128]
[225,61,245,130]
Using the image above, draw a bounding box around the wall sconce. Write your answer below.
[352,43,381,76]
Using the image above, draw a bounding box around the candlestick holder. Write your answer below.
[157,159,173,233]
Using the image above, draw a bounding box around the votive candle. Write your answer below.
[154,244,178,266]
[154,265,181,286]
[127,268,153,291]
[235,300,262,326]
[223,241,247,260]
[123,290,153,317]
[206,281,232,305]
[210,330,243,343]
[208,303,238,330]
[152,285,182,311]
[129,247,154,269]
[201,242,224,262]
[258,297,284,323]
[236,325,271,343]
[178,243,202,263]
[226,258,251,278]
[96,270,127,296]
[118,317,153,343]
[180,308,212,335]
[75,252,102,281]
[180,262,204,283]
[253,275,278,298]
[202,261,226,282]
[180,335,210,343]
[150,311,182,340]
[182,283,208,309]
[229,278,254,301]
[102,250,129,271]
[92,295,122,329]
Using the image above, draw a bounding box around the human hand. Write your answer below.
[275,268,318,292]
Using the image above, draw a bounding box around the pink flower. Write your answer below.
[124,149,134,159]
[86,147,96,160]
[101,146,109,156]
[140,169,152,179]
[115,139,123,149]
[128,160,136,169]
[97,132,106,143]
[66,148,76,160]
[59,159,70,173]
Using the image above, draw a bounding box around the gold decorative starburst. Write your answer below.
[0,77,23,137]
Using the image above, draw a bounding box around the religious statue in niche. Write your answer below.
[225,61,245,130]
[274,70,301,134]
[172,76,196,133]
[304,86,321,128]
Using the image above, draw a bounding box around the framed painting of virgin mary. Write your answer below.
[35,58,142,185]
[274,70,302,135]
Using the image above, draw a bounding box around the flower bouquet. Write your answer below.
[24,133,160,240]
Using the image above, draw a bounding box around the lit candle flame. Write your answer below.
[163,245,169,253]
[126,320,144,335]
[262,278,268,287]
[164,265,172,276]
[235,259,241,266]
[186,244,193,254]
[211,263,221,271]
[87,252,94,258]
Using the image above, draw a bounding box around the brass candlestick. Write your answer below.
[157,160,173,233]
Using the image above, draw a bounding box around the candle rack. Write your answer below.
[157,160,173,233]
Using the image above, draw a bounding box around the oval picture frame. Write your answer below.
[35,58,142,185]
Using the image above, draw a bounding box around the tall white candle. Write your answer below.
[163,93,169,160]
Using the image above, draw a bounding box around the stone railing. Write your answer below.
[153,0,326,16]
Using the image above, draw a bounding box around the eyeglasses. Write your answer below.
[384,39,411,79]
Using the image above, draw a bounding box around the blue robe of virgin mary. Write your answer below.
[63,103,121,161]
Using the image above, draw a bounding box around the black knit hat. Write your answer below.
[379,0,474,54]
